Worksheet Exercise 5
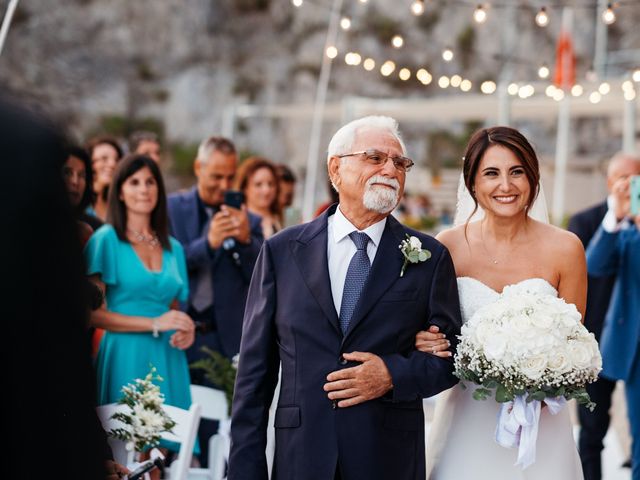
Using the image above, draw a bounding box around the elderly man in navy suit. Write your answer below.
[569,152,640,479]
[586,154,640,480]
[229,116,462,480]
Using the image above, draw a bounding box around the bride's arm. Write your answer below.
[555,232,588,321]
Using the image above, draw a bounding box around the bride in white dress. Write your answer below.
[416,126,587,479]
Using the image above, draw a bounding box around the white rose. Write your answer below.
[472,319,498,347]
[409,236,422,250]
[530,312,554,330]
[547,350,571,373]
[568,341,592,369]
[519,354,548,381]
[483,332,508,361]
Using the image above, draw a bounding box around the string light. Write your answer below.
[460,79,472,92]
[392,35,404,48]
[358,0,368,3]
[292,0,303,7]
[450,74,462,88]
[589,91,602,104]
[411,0,425,16]
[538,64,550,79]
[553,89,565,101]
[417,68,433,85]
[363,58,376,71]
[508,83,519,95]
[442,47,454,62]
[571,84,583,97]
[344,52,362,66]
[326,46,338,59]
[340,17,351,30]
[624,89,637,101]
[399,68,411,81]
[519,84,535,98]
[633,69,640,82]
[602,3,616,25]
[598,82,611,95]
[535,7,549,27]
[545,85,557,97]
[438,76,450,88]
[623,80,634,92]
[380,60,396,76]
[473,4,487,24]
[480,80,496,94]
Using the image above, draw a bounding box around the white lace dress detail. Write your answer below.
[425,277,584,480]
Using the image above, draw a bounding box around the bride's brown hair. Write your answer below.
[462,126,540,224]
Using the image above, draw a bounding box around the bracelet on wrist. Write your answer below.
[151,318,160,338]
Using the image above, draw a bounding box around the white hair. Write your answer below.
[327,115,406,164]
[327,115,406,192]
[607,151,640,178]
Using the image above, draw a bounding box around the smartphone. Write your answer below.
[224,190,245,210]
[125,460,158,480]
[631,175,640,216]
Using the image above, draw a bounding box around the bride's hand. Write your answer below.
[415,325,451,357]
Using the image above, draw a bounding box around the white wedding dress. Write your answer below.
[425,277,584,480]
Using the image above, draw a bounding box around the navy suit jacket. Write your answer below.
[567,201,616,340]
[586,223,640,381]
[228,205,462,480]
[167,187,263,358]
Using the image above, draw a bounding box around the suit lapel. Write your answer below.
[186,188,202,240]
[290,206,341,335]
[343,216,405,342]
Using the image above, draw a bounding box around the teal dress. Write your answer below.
[85,225,192,411]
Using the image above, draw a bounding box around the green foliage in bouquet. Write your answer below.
[455,366,595,411]
[108,365,176,452]
[190,346,238,415]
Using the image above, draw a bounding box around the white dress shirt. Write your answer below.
[327,205,387,316]
[601,195,632,233]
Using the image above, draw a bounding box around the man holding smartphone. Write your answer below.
[167,136,263,465]
[586,153,640,480]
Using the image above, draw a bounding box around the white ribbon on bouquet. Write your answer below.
[495,395,566,469]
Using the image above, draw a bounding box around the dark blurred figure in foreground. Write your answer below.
[0,98,125,479]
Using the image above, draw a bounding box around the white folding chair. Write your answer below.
[97,402,201,480]
[185,384,230,480]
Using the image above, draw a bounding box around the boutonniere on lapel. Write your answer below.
[399,234,431,277]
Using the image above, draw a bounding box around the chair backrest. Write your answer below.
[96,402,201,480]
[189,385,229,422]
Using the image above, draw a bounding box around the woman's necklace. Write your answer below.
[480,223,515,265]
[127,228,160,249]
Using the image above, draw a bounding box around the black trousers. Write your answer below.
[578,376,617,480]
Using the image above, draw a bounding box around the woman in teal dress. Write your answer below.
[85,154,196,416]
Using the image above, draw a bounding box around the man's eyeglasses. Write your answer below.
[336,149,414,172]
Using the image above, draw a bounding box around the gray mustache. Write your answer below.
[366,175,400,191]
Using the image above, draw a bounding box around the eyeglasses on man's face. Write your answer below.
[336,149,414,172]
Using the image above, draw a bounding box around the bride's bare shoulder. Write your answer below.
[435,224,473,252]
[532,220,584,257]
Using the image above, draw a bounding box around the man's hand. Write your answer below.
[415,325,451,358]
[323,352,393,408]
[612,177,632,221]
[207,205,251,249]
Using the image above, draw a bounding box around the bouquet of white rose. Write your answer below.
[454,286,602,468]
[107,365,176,454]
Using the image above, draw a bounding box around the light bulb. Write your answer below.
[535,7,549,27]
[292,0,303,7]
[460,79,472,92]
[450,74,462,87]
[538,64,550,79]
[442,48,454,62]
[571,84,583,97]
[598,82,611,95]
[508,83,519,96]
[632,69,640,82]
[473,5,487,24]
[392,35,404,48]
[340,17,351,30]
[481,80,496,94]
[589,91,602,104]
[399,68,411,81]
[602,4,616,25]
[411,0,424,16]
[363,58,376,71]
[326,46,338,59]
[438,76,450,88]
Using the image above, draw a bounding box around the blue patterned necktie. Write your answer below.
[339,232,371,334]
